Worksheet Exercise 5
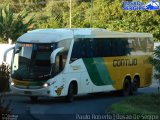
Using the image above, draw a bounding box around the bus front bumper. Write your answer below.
[10,85,52,97]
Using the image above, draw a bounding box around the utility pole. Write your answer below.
[90,0,93,28]
[69,0,72,28]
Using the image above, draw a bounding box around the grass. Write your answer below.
[110,93,160,114]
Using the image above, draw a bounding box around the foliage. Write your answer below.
[0,63,11,120]
[0,5,35,42]
[0,0,46,12]
[0,0,160,42]
[149,46,160,91]
[0,95,11,116]
[0,37,5,43]
[0,63,10,92]
[40,0,160,41]
[110,93,160,114]
[35,17,60,29]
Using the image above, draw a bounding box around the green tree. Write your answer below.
[37,0,160,41]
[35,17,60,28]
[1,0,158,41]
[43,0,69,28]
[0,5,35,43]
[149,46,160,92]
[3,0,47,12]
[89,0,160,41]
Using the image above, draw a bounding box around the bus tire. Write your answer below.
[30,96,38,103]
[122,78,131,96]
[131,78,139,95]
[66,83,75,102]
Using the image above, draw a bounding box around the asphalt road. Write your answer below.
[2,80,159,120]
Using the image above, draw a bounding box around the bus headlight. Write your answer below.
[11,82,14,86]
[43,83,49,88]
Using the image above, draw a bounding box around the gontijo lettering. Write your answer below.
[113,58,137,67]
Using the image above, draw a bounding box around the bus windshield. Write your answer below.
[11,43,57,81]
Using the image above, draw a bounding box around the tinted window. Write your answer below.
[128,37,153,54]
[57,39,71,69]
[71,38,132,61]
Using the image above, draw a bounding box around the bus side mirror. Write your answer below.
[3,46,15,62]
[50,47,64,64]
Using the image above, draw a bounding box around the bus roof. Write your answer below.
[17,28,153,43]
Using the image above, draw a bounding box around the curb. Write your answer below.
[0,92,19,96]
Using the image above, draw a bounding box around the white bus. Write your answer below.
[5,28,153,102]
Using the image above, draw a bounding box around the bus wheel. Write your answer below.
[30,96,38,103]
[122,79,131,96]
[131,78,138,95]
[66,83,75,102]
